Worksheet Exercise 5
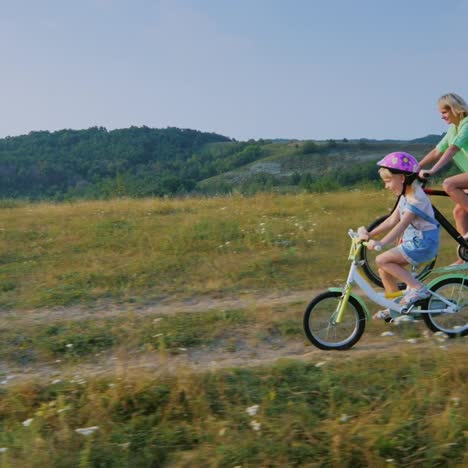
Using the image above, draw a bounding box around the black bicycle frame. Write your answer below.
[423,188,468,250]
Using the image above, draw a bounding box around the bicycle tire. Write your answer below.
[359,215,437,288]
[422,277,468,337]
[303,291,366,350]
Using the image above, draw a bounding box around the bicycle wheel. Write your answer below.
[303,291,366,350]
[359,215,437,288]
[423,277,468,337]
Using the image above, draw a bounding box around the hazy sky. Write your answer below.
[1,0,467,141]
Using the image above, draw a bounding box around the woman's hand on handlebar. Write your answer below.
[418,169,432,180]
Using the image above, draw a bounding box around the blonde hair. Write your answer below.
[438,93,468,118]
[378,167,394,181]
[378,167,418,194]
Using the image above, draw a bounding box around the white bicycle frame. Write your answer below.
[333,230,461,324]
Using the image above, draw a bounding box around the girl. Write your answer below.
[418,93,468,263]
[359,152,440,320]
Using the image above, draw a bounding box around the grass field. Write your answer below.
[0,190,458,310]
[0,190,466,466]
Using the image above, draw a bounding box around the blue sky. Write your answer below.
[1,0,467,141]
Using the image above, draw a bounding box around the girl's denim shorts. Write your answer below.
[397,228,439,266]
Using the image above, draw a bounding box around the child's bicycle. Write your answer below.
[303,229,467,350]
[359,180,468,288]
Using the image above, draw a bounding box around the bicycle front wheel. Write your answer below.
[359,215,436,288]
[303,291,366,350]
[423,277,468,337]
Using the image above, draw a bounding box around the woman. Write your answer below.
[418,93,468,263]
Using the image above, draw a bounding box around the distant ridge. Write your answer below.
[408,134,444,145]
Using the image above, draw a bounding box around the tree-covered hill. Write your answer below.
[0,126,244,199]
[0,126,448,199]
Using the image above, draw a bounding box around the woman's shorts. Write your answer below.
[397,228,439,266]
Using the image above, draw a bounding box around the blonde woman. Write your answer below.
[419,93,468,260]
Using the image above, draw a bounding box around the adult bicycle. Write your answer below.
[303,229,467,350]
[360,182,468,288]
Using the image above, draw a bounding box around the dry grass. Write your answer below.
[0,190,465,466]
[0,190,457,309]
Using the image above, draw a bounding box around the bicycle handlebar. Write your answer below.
[348,229,382,250]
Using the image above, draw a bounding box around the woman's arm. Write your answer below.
[424,145,459,175]
[419,147,442,169]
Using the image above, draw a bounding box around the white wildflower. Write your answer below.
[381,331,395,337]
[246,404,259,416]
[152,318,162,323]
[249,420,261,431]
[339,414,350,423]
[434,331,448,338]
[22,418,33,427]
[315,361,327,368]
[406,338,417,344]
[75,426,99,436]
[66,343,73,348]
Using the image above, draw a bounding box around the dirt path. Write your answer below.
[0,289,319,324]
[0,291,465,386]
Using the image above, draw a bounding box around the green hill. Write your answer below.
[196,139,438,194]
[0,127,445,199]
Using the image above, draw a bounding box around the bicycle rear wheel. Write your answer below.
[423,277,468,337]
[359,215,437,288]
[303,291,366,350]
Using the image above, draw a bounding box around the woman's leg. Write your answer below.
[453,203,468,236]
[443,173,468,214]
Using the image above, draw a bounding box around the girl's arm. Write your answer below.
[367,208,400,238]
[379,211,416,246]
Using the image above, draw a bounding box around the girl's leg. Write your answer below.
[378,267,399,293]
[376,249,421,290]
[443,174,468,214]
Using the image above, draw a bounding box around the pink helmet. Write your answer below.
[377,152,420,174]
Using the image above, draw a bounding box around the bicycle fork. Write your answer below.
[333,261,358,324]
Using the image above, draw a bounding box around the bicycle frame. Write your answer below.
[423,188,468,250]
[332,230,467,324]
